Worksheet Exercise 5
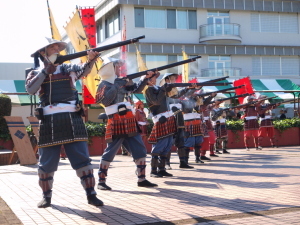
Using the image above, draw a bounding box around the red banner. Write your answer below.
[80,8,96,48]
[120,16,127,77]
[80,7,96,104]
[82,80,96,104]
[233,77,255,104]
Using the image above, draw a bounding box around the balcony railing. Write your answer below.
[199,23,241,42]
[201,68,241,77]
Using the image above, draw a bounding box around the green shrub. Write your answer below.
[0,94,12,141]
[273,118,300,133]
[85,121,106,137]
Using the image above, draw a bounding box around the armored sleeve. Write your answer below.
[95,81,119,106]
[210,109,223,121]
[65,58,98,80]
[25,70,47,95]
[131,77,149,93]
[172,87,189,99]
[145,87,166,105]
[203,96,214,106]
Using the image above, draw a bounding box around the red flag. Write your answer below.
[80,8,96,48]
[188,78,198,83]
[120,16,127,77]
[176,74,182,83]
[80,7,96,104]
[233,77,255,104]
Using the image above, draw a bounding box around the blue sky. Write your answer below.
[0,0,99,63]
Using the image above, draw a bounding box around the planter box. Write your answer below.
[227,128,300,149]
[88,136,106,156]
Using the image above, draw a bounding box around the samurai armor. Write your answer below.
[105,111,138,143]
[38,112,88,147]
[184,119,203,137]
[148,116,177,144]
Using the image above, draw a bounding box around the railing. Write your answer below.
[201,68,241,77]
[199,23,241,41]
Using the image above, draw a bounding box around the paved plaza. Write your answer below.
[0,146,300,225]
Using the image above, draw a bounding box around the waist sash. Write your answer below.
[105,102,133,115]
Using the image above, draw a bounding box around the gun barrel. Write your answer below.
[196,85,245,97]
[172,82,232,87]
[126,55,202,79]
[54,35,145,64]
[201,76,229,83]
[209,93,250,104]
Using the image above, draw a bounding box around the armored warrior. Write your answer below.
[95,58,157,190]
[241,95,261,150]
[180,88,204,165]
[160,73,194,169]
[134,100,148,146]
[257,95,281,148]
[210,99,230,154]
[197,92,218,161]
[26,38,103,208]
[145,74,181,177]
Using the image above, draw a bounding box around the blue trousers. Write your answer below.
[184,135,204,148]
[38,141,91,173]
[101,134,147,162]
[151,135,173,156]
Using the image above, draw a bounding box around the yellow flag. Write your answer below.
[136,47,149,94]
[48,5,68,56]
[136,47,148,71]
[182,50,189,83]
[64,9,100,98]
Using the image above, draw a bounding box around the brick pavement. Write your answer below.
[0,146,300,225]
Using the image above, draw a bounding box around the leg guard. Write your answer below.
[38,170,54,198]
[158,155,167,171]
[244,136,250,148]
[209,144,215,155]
[258,137,263,146]
[200,150,206,156]
[76,165,96,196]
[215,139,222,154]
[222,137,228,150]
[194,146,200,157]
[254,137,259,148]
[177,147,186,162]
[166,150,171,166]
[151,155,159,173]
[158,155,173,176]
[185,147,191,164]
[98,160,111,184]
[135,157,146,182]
[270,137,276,146]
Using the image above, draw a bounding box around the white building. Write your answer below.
[93,0,300,84]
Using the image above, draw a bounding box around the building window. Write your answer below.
[252,56,300,76]
[143,54,198,76]
[251,12,298,33]
[105,10,120,39]
[134,8,197,29]
[96,21,103,44]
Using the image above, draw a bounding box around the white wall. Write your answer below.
[231,10,300,46]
